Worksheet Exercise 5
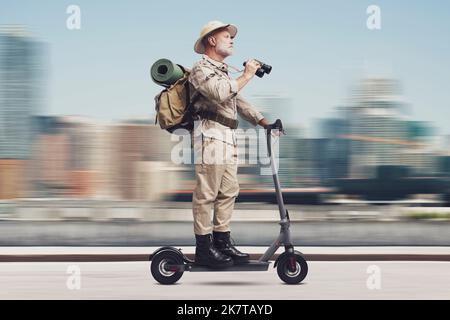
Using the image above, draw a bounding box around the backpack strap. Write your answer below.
[185,78,238,129]
[185,81,202,118]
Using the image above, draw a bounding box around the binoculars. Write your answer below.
[243,59,272,78]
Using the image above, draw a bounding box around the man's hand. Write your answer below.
[236,59,261,91]
[258,118,284,137]
[243,59,261,79]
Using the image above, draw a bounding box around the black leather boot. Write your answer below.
[213,231,250,264]
[195,234,233,268]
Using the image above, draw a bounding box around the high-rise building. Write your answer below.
[320,78,439,179]
[319,118,351,180]
[0,26,46,159]
[343,78,413,177]
[112,120,185,200]
[28,115,98,198]
[0,26,46,199]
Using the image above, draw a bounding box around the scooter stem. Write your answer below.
[266,120,287,220]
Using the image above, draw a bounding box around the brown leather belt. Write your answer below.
[197,111,239,129]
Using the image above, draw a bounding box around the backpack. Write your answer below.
[154,66,200,134]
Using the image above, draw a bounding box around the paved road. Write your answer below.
[1,261,448,299]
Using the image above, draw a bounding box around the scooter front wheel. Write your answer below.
[150,250,184,285]
[277,253,308,285]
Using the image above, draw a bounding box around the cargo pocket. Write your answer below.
[202,137,225,165]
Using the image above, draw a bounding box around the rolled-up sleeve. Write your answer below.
[236,94,264,126]
[189,65,238,104]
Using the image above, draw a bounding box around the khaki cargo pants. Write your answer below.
[192,136,239,235]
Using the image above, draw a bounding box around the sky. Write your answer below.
[1,0,450,135]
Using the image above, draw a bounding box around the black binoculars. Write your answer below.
[243,59,272,78]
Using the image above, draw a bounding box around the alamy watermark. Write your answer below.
[170,122,281,175]
[66,265,81,290]
[366,265,382,290]
[367,5,381,30]
[66,5,81,30]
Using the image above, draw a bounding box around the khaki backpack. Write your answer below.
[154,66,200,134]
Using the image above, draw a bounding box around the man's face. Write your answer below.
[211,29,234,57]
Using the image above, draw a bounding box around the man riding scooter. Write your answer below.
[189,21,273,268]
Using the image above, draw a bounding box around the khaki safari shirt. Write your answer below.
[189,55,264,145]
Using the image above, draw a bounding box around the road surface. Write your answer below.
[0,261,448,299]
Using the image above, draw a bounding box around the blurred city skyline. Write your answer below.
[1,23,449,202]
[1,1,450,135]
[2,2,450,202]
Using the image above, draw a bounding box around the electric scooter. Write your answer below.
[149,119,308,285]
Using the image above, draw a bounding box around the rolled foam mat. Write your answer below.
[150,58,184,86]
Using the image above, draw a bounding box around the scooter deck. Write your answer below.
[186,260,270,272]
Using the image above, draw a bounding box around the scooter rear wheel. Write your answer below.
[150,250,184,285]
[277,253,308,284]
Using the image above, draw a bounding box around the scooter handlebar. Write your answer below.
[265,119,284,158]
[266,119,285,134]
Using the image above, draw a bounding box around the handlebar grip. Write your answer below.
[273,119,282,130]
[268,119,283,130]
[266,119,285,136]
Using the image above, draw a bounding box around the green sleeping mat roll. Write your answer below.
[150,58,185,86]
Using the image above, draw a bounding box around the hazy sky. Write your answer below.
[1,0,450,135]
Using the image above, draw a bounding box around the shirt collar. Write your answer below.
[202,54,229,73]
